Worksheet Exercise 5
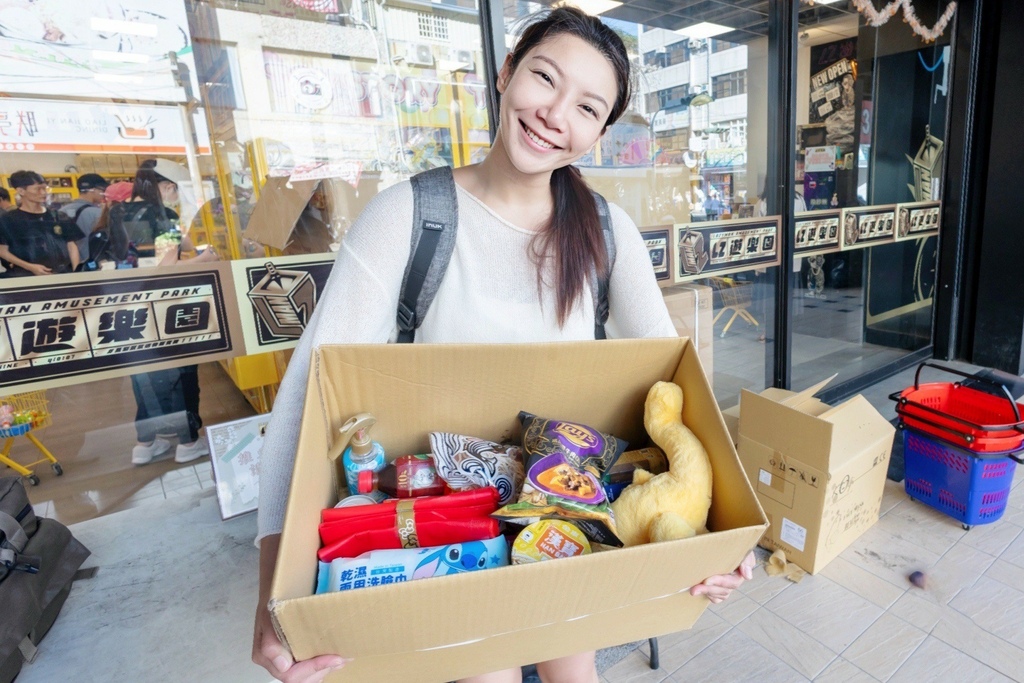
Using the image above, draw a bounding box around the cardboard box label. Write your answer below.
[758,469,772,486]
[780,517,807,552]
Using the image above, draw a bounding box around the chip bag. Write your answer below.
[492,411,627,546]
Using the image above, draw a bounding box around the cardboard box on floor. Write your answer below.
[271,338,767,682]
[736,376,895,575]
[662,284,713,386]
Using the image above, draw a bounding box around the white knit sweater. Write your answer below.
[255,180,676,544]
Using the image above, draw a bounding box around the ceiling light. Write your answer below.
[91,49,150,64]
[674,22,733,40]
[90,17,158,37]
[813,0,845,4]
[555,0,623,17]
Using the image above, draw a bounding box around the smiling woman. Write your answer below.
[252,7,755,683]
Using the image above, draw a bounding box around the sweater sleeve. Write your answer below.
[255,182,414,546]
[603,203,677,340]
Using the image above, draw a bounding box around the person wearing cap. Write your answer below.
[0,170,84,277]
[115,159,216,467]
[59,173,108,261]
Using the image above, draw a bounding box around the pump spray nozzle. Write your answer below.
[328,413,377,497]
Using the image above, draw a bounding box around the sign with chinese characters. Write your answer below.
[673,217,781,283]
[794,210,842,255]
[639,227,672,286]
[0,98,210,155]
[840,205,897,250]
[894,201,941,241]
[231,255,336,353]
[0,265,241,395]
[207,414,267,520]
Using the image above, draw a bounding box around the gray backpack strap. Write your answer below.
[590,192,615,340]
[396,167,459,343]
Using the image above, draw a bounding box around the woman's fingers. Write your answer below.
[280,655,349,683]
[690,551,758,603]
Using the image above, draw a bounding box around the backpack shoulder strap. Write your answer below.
[591,191,615,340]
[73,203,91,222]
[396,166,459,343]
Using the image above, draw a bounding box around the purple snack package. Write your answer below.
[491,411,627,546]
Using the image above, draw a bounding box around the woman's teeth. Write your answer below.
[524,124,555,149]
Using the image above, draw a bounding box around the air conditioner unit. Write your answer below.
[406,43,434,67]
[448,48,475,71]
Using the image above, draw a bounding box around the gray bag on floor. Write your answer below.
[0,477,90,683]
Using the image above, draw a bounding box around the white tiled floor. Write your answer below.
[11,360,1024,682]
[602,468,1024,683]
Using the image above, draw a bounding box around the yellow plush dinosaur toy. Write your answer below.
[611,381,713,546]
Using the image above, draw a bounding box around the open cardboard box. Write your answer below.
[271,337,767,682]
[737,376,895,574]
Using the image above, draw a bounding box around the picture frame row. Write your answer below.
[640,201,941,284]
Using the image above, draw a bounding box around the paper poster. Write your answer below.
[674,217,781,283]
[207,414,268,520]
[894,201,941,241]
[809,39,858,154]
[231,255,336,354]
[840,206,898,250]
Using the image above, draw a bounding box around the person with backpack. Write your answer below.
[115,160,217,467]
[0,170,83,277]
[252,9,755,683]
[59,173,108,262]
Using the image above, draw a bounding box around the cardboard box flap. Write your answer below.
[739,388,834,466]
[819,394,896,467]
[245,177,320,251]
[779,375,836,410]
[315,339,687,462]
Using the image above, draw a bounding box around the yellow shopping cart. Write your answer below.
[0,390,63,486]
[710,276,760,338]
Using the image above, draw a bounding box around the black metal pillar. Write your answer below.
[767,0,799,389]
[479,0,506,141]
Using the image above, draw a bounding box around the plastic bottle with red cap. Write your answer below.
[357,454,446,498]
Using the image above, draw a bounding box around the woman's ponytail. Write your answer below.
[532,165,608,325]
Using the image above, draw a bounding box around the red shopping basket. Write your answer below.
[890,362,1024,453]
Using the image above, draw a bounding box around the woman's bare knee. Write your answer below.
[536,651,598,683]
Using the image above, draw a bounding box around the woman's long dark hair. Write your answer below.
[506,7,632,325]
[131,159,168,207]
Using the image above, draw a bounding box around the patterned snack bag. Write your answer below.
[492,411,627,546]
[429,433,525,506]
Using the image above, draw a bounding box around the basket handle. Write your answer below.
[898,418,1024,460]
[913,362,1022,423]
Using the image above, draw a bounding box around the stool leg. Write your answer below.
[648,637,660,670]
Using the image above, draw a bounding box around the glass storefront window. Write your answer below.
[502,0,781,408]
[790,4,949,390]
[0,0,493,524]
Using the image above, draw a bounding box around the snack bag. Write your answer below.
[429,433,525,505]
[492,411,627,546]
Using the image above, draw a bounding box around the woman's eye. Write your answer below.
[581,105,597,117]
[534,70,552,84]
